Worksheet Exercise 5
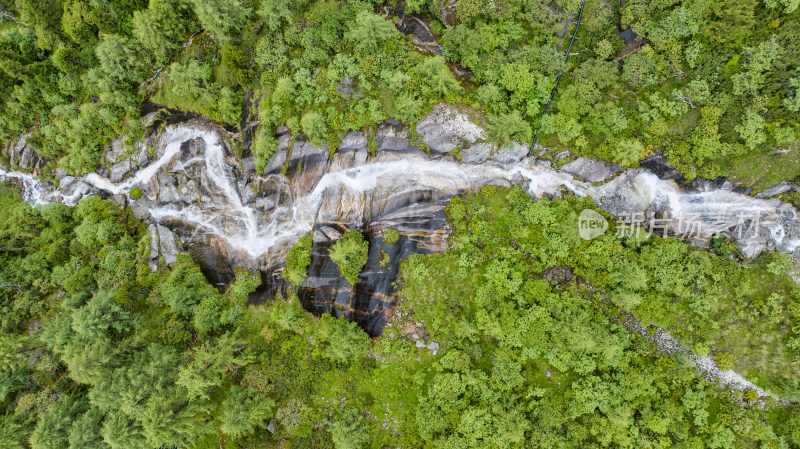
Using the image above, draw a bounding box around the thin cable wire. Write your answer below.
[528,0,589,157]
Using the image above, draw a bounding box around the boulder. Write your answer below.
[460,143,492,164]
[112,194,127,208]
[241,156,256,176]
[439,0,459,27]
[331,132,368,171]
[490,142,528,165]
[110,159,134,183]
[416,103,486,156]
[640,155,682,180]
[17,145,39,170]
[286,140,329,195]
[157,225,179,265]
[397,15,442,55]
[179,137,204,163]
[373,126,427,161]
[106,137,127,164]
[136,143,150,166]
[338,131,368,151]
[737,235,768,259]
[561,157,623,183]
[11,134,31,167]
[159,181,181,204]
[756,181,797,198]
[313,225,343,244]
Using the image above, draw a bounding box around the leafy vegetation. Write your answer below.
[329,230,369,286]
[284,232,313,287]
[382,227,399,244]
[3,179,800,447]
[3,0,800,446]
[127,187,142,200]
[2,0,796,186]
[396,185,800,446]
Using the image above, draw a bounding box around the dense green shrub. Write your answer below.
[382,228,399,244]
[329,230,368,286]
[284,233,313,287]
[128,187,143,200]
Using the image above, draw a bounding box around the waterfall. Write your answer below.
[0,169,46,204]
[3,125,800,264]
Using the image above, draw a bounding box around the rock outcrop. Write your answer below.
[561,157,623,183]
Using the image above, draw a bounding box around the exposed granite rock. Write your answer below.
[331,132,369,171]
[263,134,292,175]
[735,230,769,259]
[396,14,442,55]
[313,225,343,244]
[373,126,427,161]
[554,150,571,161]
[690,177,738,192]
[286,139,329,196]
[756,181,797,198]
[640,155,681,180]
[440,0,459,27]
[106,137,127,164]
[3,142,16,166]
[241,156,256,176]
[136,144,150,167]
[179,137,204,162]
[417,104,486,156]
[112,194,127,208]
[157,224,179,265]
[560,157,624,183]
[490,142,528,165]
[158,178,181,204]
[458,141,492,163]
[10,134,31,166]
[58,177,92,204]
[11,107,800,339]
[338,131,368,151]
[148,224,160,272]
[17,145,40,170]
[110,159,134,183]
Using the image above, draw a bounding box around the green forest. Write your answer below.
[4,182,800,447]
[0,0,798,186]
[3,0,800,447]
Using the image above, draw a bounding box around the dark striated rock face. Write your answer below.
[274,193,450,337]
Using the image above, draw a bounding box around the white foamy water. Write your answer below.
[149,158,574,259]
[82,126,194,194]
[593,172,800,253]
[3,126,800,263]
[0,169,46,204]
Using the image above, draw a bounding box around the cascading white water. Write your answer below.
[597,172,800,252]
[150,157,569,259]
[4,125,800,263]
[0,169,47,204]
[82,126,194,195]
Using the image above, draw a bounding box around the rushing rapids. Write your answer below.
[3,105,800,335]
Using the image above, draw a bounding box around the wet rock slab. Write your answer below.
[560,157,623,183]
